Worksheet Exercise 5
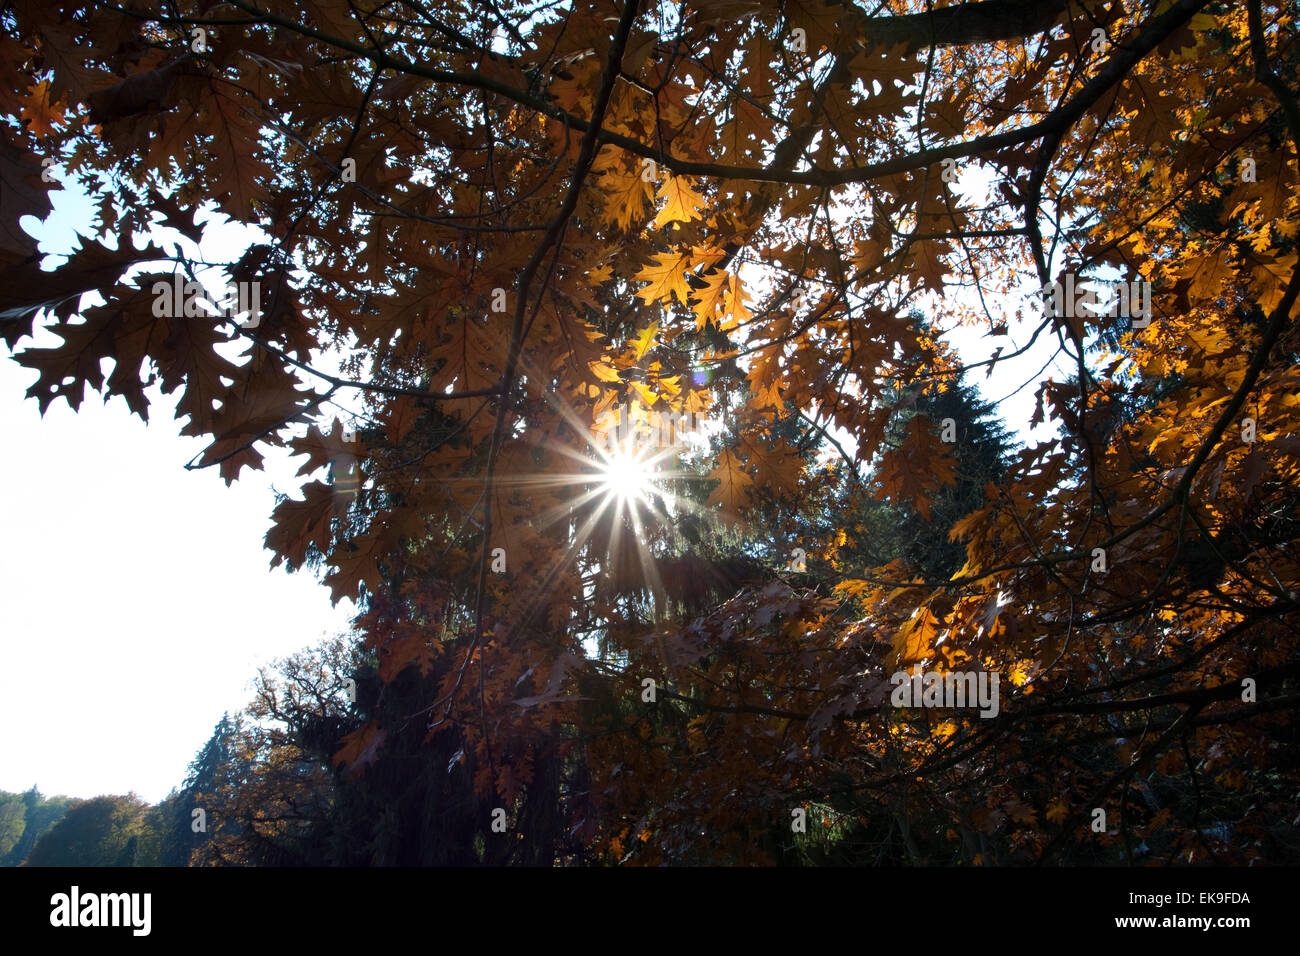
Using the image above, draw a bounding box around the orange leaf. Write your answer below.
[873,416,958,520]
[689,270,730,330]
[634,251,692,306]
[706,447,754,519]
[631,321,659,361]
[652,175,705,227]
[333,722,385,778]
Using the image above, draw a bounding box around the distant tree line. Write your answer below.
[3,712,241,866]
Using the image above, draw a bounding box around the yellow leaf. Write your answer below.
[888,609,941,668]
[600,163,654,231]
[691,245,728,272]
[631,321,658,361]
[635,251,692,306]
[630,381,659,408]
[724,272,752,327]
[833,578,875,599]
[653,175,706,227]
[689,271,730,330]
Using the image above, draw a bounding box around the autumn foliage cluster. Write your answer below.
[3,0,1299,864]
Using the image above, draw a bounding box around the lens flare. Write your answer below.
[597,444,656,504]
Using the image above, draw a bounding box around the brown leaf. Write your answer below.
[333,722,385,778]
[0,132,52,261]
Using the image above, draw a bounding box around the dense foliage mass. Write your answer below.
[0,788,72,866]
[3,0,1298,864]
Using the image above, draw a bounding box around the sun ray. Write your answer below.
[458,377,717,649]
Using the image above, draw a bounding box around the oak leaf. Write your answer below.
[634,251,692,306]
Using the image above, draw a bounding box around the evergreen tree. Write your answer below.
[888,379,1016,581]
[161,715,239,866]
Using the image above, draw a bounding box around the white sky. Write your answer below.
[0,180,356,805]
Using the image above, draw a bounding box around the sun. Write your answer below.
[597,444,657,504]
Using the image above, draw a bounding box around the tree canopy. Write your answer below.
[23,794,154,866]
[0,788,73,866]
[3,0,1299,864]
